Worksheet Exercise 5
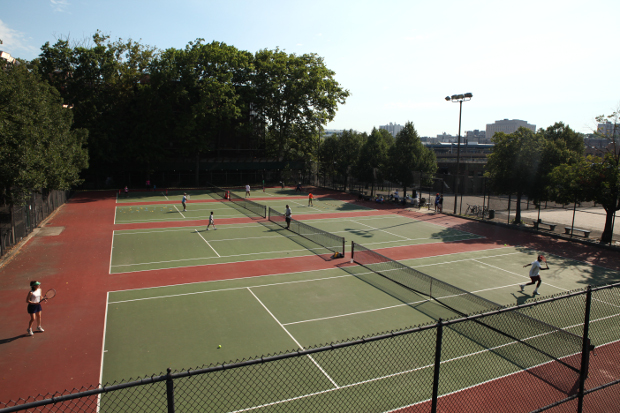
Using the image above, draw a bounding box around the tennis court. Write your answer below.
[109,215,483,273]
[114,198,374,224]
[101,246,620,410]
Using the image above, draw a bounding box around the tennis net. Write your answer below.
[351,242,586,374]
[269,207,345,257]
[206,183,267,218]
[228,191,267,218]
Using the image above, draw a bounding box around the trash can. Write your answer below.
[488,210,495,219]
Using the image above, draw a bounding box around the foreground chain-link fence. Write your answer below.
[1,282,618,413]
[0,190,71,257]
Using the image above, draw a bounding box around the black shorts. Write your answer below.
[27,304,42,314]
[285,217,291,224]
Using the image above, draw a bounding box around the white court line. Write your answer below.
[195,229,220,257]
[246,287,340,389]
[283,298,430,326]
[473,259,569,292]
[290,198,322,212]
[349,219,409,240]
[162,191,169,200]
[173,204,186,218]
[97,291,110,412]
[109,232,115,274]
[109,273,354,304]
[114,223,263,235]
[110,245,326,269]
[113,206,117,225]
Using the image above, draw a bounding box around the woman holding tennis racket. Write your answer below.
[26,281,55,336]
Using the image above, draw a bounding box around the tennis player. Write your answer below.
[521,255,549,295]
[285,205,292,229]
[206,211,216,231]
[26,281,45,336]
[308,192,314,206]
[182,193,187,211]
[245,184,251,198]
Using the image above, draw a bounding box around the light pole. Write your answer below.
[445,93,473,214]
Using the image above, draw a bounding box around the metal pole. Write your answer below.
[577,286,593,413]
[453,100,463,214]
[570,200,577,237]
[431,319,444,413]
[166,367,175,413]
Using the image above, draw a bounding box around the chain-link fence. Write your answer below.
[1,282,618,413]
[0,190,71,258]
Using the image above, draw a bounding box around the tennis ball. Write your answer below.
[218,345,222,348]
[504,244,507,246]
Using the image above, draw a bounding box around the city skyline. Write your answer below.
[2,0,619,137]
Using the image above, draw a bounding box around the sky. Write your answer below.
[2,0,620,137]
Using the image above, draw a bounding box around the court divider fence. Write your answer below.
[0,190,72,258]
[1,280,618,413]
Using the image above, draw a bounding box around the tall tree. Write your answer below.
[0,60,88,204]
[485,127,545,223]
[549,112,619,243]
[255,49,349,160]
[387,122,436,197]
[353,128,391,196]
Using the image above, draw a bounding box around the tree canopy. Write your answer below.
[549,113,619,243]
[0,59,89,204]
[485,124,584,223]
[386,122,437,196]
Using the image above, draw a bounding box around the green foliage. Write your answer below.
[0,61,88,204]
[353,128,391,194]
[549,111,619,243]
[386,122,437,195]
[255,48,349,160]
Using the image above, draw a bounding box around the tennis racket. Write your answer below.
[42,289,57,301]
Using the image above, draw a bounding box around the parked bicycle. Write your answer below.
[465,204,488,218]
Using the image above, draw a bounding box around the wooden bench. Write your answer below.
[564,227,591,238]
[533,221,556,231]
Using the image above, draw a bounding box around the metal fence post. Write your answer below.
[431,319,443,413]
[166,367,175,413]
[577,286,593,413]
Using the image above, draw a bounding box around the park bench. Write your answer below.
[533,221,557,231]
[564,227,591,238]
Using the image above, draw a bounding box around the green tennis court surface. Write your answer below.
[114,198,374,224]
[116,189,221,203]
[102,247,620,411]
[110,215,482,273]
[115,187,330,203]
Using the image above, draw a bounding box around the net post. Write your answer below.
[342,239,345,258]
[166,367,175,413]
[577,286,593,413]
[431,318,443,413]
[351,242,355,263]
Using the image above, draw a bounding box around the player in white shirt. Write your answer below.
[520,255,549,295]
[206,211,216,231]
[245,184,251,198]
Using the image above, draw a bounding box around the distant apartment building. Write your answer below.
[597,121,618,138]
[436,132,456,143]
[486,119,536,140]
[379,122,403,137]
[322,129,344,138]
[465,129,487,143]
